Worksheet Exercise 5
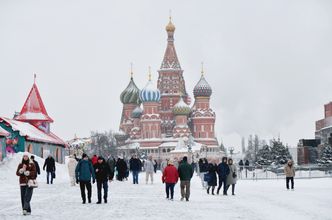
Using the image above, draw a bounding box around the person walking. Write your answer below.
[68,155,78,186]
[16,153,37,215]
[217,157,230,195]
[30,155,40,178]
[226,158,237,195]
[284,160,295,190]
[162,159,178,201]
[129,154,142,184]
[43,155,55,184]
[116,156,127,181]
[199,158,209,189]
[107,155,116,175]
[75,153,96,204]
[207,159,218,195]
[94,156,113,204]
[144,155,155,184]
[178,156,193,201]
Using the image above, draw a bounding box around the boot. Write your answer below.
[207,187,210,194]
[104,198,107,203]
[212,187,215,195]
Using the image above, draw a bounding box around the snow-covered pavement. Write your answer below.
[1,154,331,220]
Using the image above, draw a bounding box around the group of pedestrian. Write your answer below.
[199,157,237,196]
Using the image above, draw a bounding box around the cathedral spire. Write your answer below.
[160,16,181,70]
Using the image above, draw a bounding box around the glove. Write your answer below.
[92,179,95,184]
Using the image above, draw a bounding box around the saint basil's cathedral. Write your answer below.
[117,18,220,160]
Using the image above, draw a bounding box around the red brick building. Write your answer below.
[117,18,220,159]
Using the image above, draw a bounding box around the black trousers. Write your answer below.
[286,177,294,189]
[165,183,175,199]
[226,184,236,194]
[20,186,33,213]
[217,177,227,194]
[97,180,108,202]
[79,181,92,202]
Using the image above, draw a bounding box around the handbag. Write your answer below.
[232,172,237,178]
[52,172,56,179]
[204,173,211,182]
[28,179,38,188]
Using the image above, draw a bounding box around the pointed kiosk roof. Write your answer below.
[160,17,181,70]
[15,81,53,123]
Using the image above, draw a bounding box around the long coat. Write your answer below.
[207,163,217,186]
[226,164,237,185]
[68,158,78,177]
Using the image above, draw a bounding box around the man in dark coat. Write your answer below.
[177,156,193,201]
[94,156,113,204]
[43,155,55,184]
[30,155,40,178]
[129,154,142,184]
[217,157,230,195]
[75,153,96,204]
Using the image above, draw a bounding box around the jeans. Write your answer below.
[46,172,54,184]
[79,181,92,202]
[217,177,227,194]
[165,183,175,199]
[20,186,33,213]
[286,177,294,189]
[96,180,108,202]
[180,181,191,200]
[132,171,139,184]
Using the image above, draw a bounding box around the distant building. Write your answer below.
[0,80,67,163]
[297,102,332,165]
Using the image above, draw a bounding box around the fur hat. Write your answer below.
[82,153,88,159]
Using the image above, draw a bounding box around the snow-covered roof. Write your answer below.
[159,142,178,147]
[0,117,66,146]
[0,126,10,137]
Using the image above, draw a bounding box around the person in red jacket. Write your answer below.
[91,155,98,165]
[162,160,179,201]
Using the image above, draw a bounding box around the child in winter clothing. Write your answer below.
[16,153,37,215]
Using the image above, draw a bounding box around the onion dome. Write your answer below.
[173,97,191,115]
[120,77,140,105]
[193,75,212,98]
[139,70,161,102]
[131,106,143,118]
[166,18,175,32]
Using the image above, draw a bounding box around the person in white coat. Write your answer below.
[67,155,78,186]
[144,155,155,184]
[226,158,237,195]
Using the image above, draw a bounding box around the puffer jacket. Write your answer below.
[162,165,179,184]
[16,161,37,186]
[284,164,295,177]
[75,159,96,182]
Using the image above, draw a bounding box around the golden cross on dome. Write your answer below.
[130,62,133,79]
[201,62,204,76]
[169,9,172,21]
[148,66,152,81]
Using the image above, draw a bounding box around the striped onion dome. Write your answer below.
[131,106,143,118]
[139,80,161,103]
[120,77,141,105]
[173,97,191,115]
[193,75,212,97]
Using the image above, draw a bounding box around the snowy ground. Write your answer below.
[1,153,332,220]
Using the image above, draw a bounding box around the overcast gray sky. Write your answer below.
[1,0,332,150]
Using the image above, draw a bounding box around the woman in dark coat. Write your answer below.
[207,159,218,195]
[116,157,127,181]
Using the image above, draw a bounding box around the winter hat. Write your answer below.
[82,153,88,159]
[168,159,174,165]
[182,156,188,162]
[98,156,104,161]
